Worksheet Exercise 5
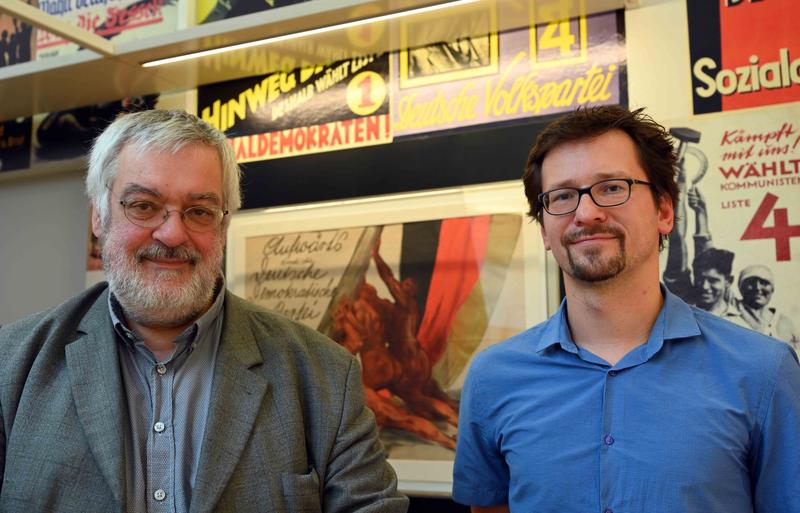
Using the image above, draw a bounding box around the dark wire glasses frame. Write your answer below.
[105,185,229,232]
[118,199,228,232]
[538,178,655,216]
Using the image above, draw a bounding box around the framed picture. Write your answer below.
[398,4,499,89]
[226,181,554,494]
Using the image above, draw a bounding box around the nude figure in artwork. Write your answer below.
[332,239,459,449]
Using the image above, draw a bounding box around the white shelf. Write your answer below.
[0,0,627,121]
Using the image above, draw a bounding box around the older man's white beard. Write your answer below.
[102,236,223,329]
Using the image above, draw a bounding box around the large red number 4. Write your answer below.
[741,193,800,261]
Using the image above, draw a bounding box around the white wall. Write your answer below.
[0,169,89,324]
[626,0,692,121]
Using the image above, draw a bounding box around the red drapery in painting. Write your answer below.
[416,215,490,364]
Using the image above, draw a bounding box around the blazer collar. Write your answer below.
[67,286,273,513]
[66,286,127,508]
[189,292,270,513]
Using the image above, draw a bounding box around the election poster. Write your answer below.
[31,94,159,165]
[196,0,308,24]
[661,103,800,352]
[0,0,36,173]
[227,183,550,491]
[687,0,800,115]
[0,0,36,66]
[0,117,32,172]
[241,215,525,455]
[35,0,178,60]
[198,53,392,162]
[392,7,626,137]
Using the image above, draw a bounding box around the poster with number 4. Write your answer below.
[391,0,626,137]
[660,104,800,352]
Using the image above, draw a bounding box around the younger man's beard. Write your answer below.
[563,226,627,283]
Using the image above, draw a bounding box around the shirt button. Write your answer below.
[154,421,166,433]
[604,509,613,513]
[604,434,615,446]
[608,370,618,377]
[154,489,166,501]
[156,364,167,375]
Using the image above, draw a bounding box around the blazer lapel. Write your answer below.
[65,290,126,508]
[190,294,270,513]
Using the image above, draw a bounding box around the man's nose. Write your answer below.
[572,192,607,223]
[151,210,190,248]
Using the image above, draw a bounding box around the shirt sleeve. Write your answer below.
[751,346,800,513]
[452,354,510,507]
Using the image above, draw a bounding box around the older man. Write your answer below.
[453,106,800,513]
[0,109,407,513]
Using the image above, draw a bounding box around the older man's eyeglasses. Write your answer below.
[538,178,655,216]
[119,199,228,232]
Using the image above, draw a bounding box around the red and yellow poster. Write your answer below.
[198,54,391,162]
[688,0,800,114]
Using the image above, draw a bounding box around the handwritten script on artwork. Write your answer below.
[245,228,360,326]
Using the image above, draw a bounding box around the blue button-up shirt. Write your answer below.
[453,289,800,513]
[109,283,224,513]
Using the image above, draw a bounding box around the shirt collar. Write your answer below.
[533,284,702,359]
[108,276,226,352]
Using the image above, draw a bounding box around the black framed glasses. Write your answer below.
[538,178,654,216]
[118,198,228,232]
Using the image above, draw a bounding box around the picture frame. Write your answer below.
[226,181,555,494]
[398,4,500,89]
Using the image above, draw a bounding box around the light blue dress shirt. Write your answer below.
[453,288,800,513]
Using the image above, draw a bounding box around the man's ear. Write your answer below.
[91,205,103,239]
[657,194,674,237]
[539,221,551,251]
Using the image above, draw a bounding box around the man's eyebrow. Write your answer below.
[189,192,222,204]
[118,186,220,204]
[121,184,162,198]
[547,171,628,189]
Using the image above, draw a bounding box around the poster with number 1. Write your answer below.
[197,53,391,162]
[660,103,800,352]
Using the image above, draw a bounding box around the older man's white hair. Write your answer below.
[85,109,241,226]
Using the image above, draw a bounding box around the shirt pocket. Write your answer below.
[280,466,322,513]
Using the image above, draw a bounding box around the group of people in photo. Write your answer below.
[664,185,799,350]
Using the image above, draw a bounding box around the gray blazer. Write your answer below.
[0,283,407,513]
